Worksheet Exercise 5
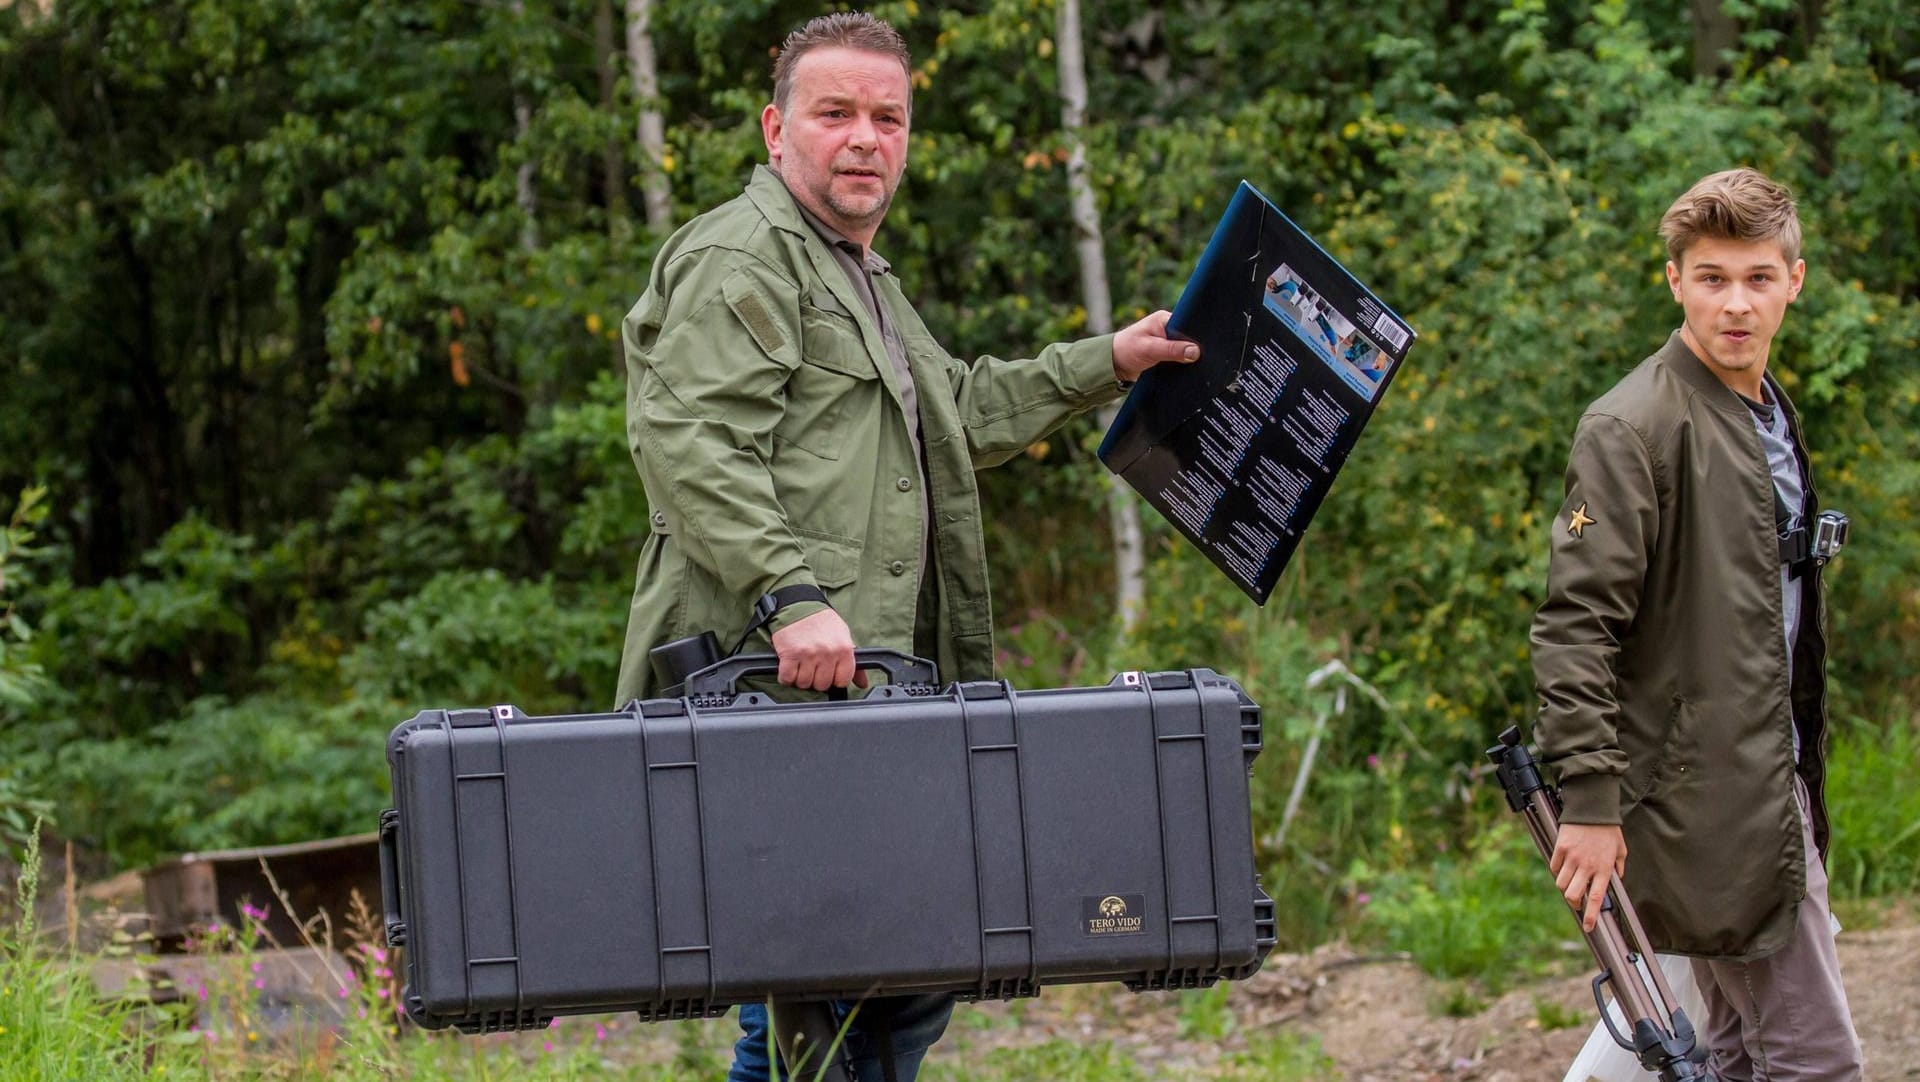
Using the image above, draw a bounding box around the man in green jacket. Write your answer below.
[1532,168,1862,1078]
[614,12,1197,1081]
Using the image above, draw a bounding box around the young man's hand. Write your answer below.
[770,607,869,691]
[1111,310,1200,383]
[1551,823,1628,932]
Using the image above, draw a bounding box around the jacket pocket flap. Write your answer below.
[795,528,862,589]
[799,301,879,380]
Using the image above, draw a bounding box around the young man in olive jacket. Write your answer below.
[1532,168,1863,1078]
[613,13,1197,1081]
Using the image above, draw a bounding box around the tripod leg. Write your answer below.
[769,998,856,1082]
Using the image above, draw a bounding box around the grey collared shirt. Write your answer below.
[792,204,921,458]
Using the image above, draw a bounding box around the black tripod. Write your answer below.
[1486,727,1718,1081]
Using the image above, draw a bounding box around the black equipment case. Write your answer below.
[379,655,1275,1032]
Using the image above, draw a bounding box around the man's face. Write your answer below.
[1666,235,1805,396]
[761,46,910,246]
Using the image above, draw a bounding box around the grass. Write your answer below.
[1825,714,1920,899]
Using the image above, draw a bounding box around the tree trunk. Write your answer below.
[1690,0,1740,79]
[594,0,630,225]
[1056,0,1145,635]
[511,0,540,251]
[624,0,672,233]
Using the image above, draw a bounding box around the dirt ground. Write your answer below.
[946,900,1920,1080]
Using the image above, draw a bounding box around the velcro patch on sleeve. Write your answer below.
[724,273,788,359]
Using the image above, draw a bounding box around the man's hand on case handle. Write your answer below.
[771,608,869,692]
[1112,310,1201,383]
[1551,822,1628,932]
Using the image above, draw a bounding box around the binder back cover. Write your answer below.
[1098,181,1417,604]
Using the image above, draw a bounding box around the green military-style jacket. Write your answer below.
[614,167,1123,703]
[1531,331,1831,962]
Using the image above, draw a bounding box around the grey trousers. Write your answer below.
[1689,776,1864,1081]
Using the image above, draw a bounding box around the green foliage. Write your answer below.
[0,488,48,715]
[1532,995,1586,1033]
[1172,981,1235,1043]
[1825,714,1920,898]
[925,1039,1149,1082]
[1357,822,1571,991]
[1223,1031,1341,1080]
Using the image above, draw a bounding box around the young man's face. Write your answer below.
[1667,235,1805,397]
[761,46,910,247]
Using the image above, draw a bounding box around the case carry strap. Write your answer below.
[728,584,831,655]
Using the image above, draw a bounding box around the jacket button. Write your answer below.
[650,510,666,529]
[896,476,913,492]
[889,560,907,576]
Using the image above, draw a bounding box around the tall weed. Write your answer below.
[0,830,178,1080]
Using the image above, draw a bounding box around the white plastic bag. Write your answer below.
[1563,954,1707,1082]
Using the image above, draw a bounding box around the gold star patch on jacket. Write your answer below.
[1567,503,1595,538]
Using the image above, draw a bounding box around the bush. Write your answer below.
[1357,821,1571,991]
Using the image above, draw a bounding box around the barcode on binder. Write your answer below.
[1372,313,1410,351]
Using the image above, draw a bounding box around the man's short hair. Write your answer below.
[771,12,912,115]
[1659,167,1802,267]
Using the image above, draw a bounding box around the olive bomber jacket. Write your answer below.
[614,167,1124,704]
[1531,330,1831,961]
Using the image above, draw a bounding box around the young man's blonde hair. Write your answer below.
[771,12,912,115]
[1659,167,1802,267]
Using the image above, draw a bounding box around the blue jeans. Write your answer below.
[727,995,954,1082]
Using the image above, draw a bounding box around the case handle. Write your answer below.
[378,808,407,946]
[682,648,938,698]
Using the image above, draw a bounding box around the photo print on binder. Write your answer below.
[1098,181,1418,604]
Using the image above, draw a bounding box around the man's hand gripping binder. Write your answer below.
[379,652,1276,1033]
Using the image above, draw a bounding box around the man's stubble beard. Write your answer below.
[826,186,893,232]
[772,159,898,236]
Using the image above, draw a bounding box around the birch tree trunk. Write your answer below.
[624,0,672,233]
[510,0,539,251]
[1056,0,1145,635]
[1689,0,1739,79]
